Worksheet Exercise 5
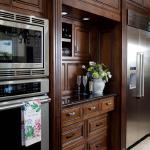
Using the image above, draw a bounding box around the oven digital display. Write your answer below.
[0,82,41,97]
[4,85,13,94]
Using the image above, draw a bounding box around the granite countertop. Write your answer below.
[62,93,117,108]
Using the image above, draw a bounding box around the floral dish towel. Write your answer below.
[21,99,41,147]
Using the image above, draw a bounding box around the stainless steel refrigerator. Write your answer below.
[127,10,150,149]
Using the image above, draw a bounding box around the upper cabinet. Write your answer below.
[143,0,150,10]
[0,0,11,5]
[62,0,121,21]
[85,0,119,9]
[0,0,44,17]
[128,0,143,5]
[12,0,42,13]
[74,25,90,57]
[62,19,91,59]
[128,0,150,10]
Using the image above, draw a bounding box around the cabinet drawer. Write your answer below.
[63,140,86,150]
[83,101,100,119]
[88,135,107,150]
[62,122,84,145]
[88,115,107,137]
[62,106,82,126]
[101,97,114,112]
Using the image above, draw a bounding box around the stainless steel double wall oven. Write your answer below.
[0,10,50,150]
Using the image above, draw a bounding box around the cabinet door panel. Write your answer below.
[81,0,119,9]
[74,25,90,57]
[97,0,119,9]
[12,0,42,12]
[0,0,11,5]
[143,0,150,9]
[128,0,143,5]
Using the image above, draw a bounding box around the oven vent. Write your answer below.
[0,71,15,77]
[32,70,45,75]
[16,70,31,76]
[32,18,45,25]
[0,11,14,20]
[16,15,30,23]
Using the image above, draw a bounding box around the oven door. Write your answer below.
[0,96,50,150]
[0,19,44,69]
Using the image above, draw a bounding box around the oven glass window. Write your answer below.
[0,25,42,63]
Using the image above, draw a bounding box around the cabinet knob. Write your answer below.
[106,102,111,105]
[67,112,76,116]
[88,106,96,111]
[66,133,75,139]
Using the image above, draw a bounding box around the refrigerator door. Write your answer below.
[127,26,141,147]
[127,26,150,148]
[138,29,150,140]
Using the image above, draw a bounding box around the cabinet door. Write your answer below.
[143,0,150,9]
[0,0,11,5]
[128,0,143,5]
[82,0,119,10]
[12,0,42,12]
[97,0,119,9]
[74,25,90,58]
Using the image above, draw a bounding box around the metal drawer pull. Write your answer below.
[68,112,76,116]
[88,106,96,111]
[106,102,111,105]
[66,133,75,139]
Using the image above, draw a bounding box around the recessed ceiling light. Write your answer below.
[82,17,90,21]
[61,12,68,16]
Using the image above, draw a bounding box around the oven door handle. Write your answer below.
[0,98,51,111]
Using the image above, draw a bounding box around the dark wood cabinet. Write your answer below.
[128,0,143,5]
[88,134,107,150]
[83,0,119,10]
[143,0,150,10]
[128,0,150,10]
[74,25,90,57]
[0,0,11,5]
[12,0,42,12]
[62,19,91,58]
[0,0,44,16]
[62,96,115,149]
[62,0,121,21]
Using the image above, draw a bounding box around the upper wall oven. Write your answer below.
[0,10,49,79]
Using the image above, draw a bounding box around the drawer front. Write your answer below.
[101,97,114,112]
[88,115,107,136]
[62,106,82,126]
[88,135,107,150]
[62,122,84,145]
[63,141,86,150]
[83,101,100,119]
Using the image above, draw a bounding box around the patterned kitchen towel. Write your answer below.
[21,99,41,147]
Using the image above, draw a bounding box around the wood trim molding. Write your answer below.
[121,0,127,149]
[47,0,62,149]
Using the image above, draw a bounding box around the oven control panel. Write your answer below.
[0,82,41,97]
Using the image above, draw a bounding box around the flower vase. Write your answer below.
[93,78,105,95]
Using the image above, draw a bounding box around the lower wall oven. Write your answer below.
[0,95,50,150]
[0,78,50,150]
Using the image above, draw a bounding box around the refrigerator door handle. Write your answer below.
[141,53,144,97]
[136,52,143,98]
